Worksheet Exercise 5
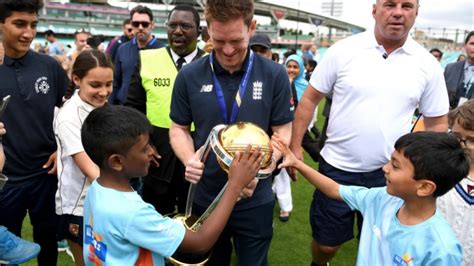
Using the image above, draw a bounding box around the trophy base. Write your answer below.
[167,250,210,266]
[167,213,210,266]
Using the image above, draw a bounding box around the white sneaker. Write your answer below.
[57,239,68,252]
[65,247,75,262]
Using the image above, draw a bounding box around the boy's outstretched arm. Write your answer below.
[272,134,342,201]
[178,145,263,253]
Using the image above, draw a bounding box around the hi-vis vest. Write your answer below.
[140,48,177,129]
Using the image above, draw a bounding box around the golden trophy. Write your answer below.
[211,122,273,177]
[168,122,273,265]
[167,213,210,266]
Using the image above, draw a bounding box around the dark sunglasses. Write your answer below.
[126,28,133,33]
[131,21,150,28]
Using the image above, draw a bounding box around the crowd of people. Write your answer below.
[0,0,472,265]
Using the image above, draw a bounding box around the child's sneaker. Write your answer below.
[0,225,41,264]
[57,239,69,252]
[57,239,75,261]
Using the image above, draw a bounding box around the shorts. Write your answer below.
[310,158,385,246]
[57,214,83,246]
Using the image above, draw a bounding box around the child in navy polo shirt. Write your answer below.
[0,0,69,264]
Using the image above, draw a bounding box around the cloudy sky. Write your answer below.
[263,0,473,34]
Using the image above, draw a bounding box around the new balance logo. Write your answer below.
[200,84,213,92]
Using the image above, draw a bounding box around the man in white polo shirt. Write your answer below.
[289,0,449,265]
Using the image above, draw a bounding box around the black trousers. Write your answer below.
[0,174,58,266]
[302,131,320,163]
[142,126,188,215]
[193,201,274,266]
[142,171,188,215]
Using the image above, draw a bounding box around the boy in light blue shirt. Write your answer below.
[81,105,263,265]
[274,131,469,265]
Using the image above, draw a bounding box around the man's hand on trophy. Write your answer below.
[239,178,259,200]
[185,146,206,184]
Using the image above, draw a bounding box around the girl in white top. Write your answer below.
[54,50,113,266]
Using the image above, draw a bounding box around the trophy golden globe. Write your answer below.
[211,122,273,177]
[168,122,273,265]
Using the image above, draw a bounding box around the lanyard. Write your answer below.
[464,76,473,98]
[209,50,254,124]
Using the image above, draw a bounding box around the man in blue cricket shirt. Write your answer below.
[169,0,293,265]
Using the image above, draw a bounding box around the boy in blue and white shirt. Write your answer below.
[81,106,263,265]
[273,131,469,265]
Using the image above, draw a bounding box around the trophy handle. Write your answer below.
[184,186,196,220]
[189,181,228,231]
[184,134,213,219]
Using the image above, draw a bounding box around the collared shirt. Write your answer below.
[341,186,462,265]
[211,50,251,123]
[170,49,293,210]
[0,50,68,181]
[111,36,164,105]
[444,58,473,108]
[311,31,449,172]
[169,48,198,68]
[108,34,132,64]
[438,176,474,266]
[125,47,206,114]
[54,91,95,216]
[463,60,474,85]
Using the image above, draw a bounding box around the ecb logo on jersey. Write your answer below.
[35,76,50,94]
[252,80,262,100]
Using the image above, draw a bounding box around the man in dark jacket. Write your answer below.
[109,5,164,105]
[106,18,133,63]
[444,31,474,108]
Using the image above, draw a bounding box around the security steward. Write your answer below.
[126,4,206,215]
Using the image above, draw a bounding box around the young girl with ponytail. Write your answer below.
[54,50,113,265]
